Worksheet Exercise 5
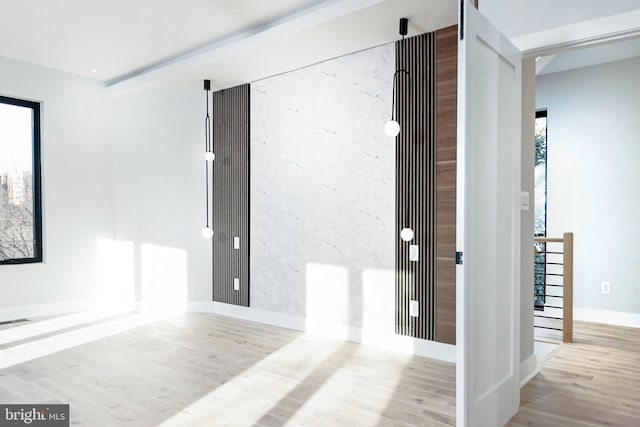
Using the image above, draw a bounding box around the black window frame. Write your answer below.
[534,109,548,238]
[534,109,548,309]
[0,95,43,264]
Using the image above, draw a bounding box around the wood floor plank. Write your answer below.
[509,321,640,427]
[2,314,637,426]
[0,312,455,426]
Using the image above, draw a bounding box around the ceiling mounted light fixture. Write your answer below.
[385,17,410,138]
[202,79,214,239]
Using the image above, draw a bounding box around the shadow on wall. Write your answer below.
[96,238,188,313]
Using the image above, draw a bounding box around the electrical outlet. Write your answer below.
[233,278,240,291]
[409,300,419,317]
[409,245,419,261]
[601,281,610,295]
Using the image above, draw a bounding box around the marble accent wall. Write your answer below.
[251,44,395,331]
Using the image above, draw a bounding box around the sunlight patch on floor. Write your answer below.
[0,310,128,346]
[0,312,171,370]
[159,336,352,427]
[284,351,409,426]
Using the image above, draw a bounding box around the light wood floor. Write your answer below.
[2,313,638,427]
[510,321,640,426]
[0,312,455,426]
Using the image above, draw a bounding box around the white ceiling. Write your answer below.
[480,0,640,79]
[479,0,640,38]
[538,36,640,75]
[0,0,324,81]
[107,0,457,95]
[0,0,457,93]
[1,0,640,94]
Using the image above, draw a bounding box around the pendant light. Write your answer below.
[202,79,214,239]
[386,17,410,138]
[400,227,414,242]
[389,18,415,242]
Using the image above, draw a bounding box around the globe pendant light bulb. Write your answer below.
[202,226,214,239]
[204,151,215,162]
[400,227,414,242]
[385,120,400,137]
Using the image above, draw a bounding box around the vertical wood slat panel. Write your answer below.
[435,25,458,345]
[395,33,437,340]
[212,84,250,307]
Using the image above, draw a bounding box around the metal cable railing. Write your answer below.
[533,232,573,343]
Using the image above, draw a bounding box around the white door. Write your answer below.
[456,1,522,426]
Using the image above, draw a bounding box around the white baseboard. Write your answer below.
[189,300,307,331]
[574,306,640,328]
[519,354,538,387]
[0,299,456,362]
[188,301,456,363]
[0,299,97,323]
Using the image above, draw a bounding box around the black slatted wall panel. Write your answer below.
[212,84,250,306]
[395,33,437,340]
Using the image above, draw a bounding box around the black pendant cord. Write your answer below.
[391,69,410,121]
[391,70,397,121]
[394,66,411,227]
[204,89,211,229]
[405,69,412,229]
[391,51,412,228]
[211,94,215,233]
[397,17,411,232]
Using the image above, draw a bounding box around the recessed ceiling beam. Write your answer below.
[106,0,386,97]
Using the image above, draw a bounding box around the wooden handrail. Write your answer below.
[534,237,564,243]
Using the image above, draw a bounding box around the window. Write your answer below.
[0,95,42,264]
[534,109,547,308]
[534,110,547,238]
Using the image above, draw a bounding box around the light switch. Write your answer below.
[233,236,240,250]
[520,191,530,211]
[409,245,419,261]
[233,278,240,291]
[409,300,419,317]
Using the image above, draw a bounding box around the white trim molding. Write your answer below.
[188,301,456,363]
[520,354,538,388]
[574,306,640,329]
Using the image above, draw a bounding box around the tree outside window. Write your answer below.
[0,96,42,264]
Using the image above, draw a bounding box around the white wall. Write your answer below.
[0,57,113,316]
[111,89,212,309]
[250,43,396,333]
[536,57,640,317]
